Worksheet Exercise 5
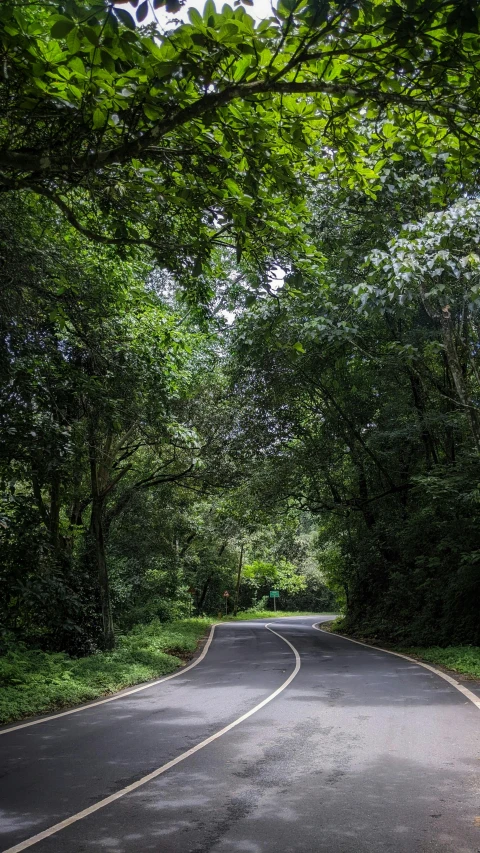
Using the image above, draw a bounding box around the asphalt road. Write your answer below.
[1,616,480,853]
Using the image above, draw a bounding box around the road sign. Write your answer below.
[223,591,229,616]
[270,589,279,612]
[188,587,196,595]
[223,591,230,597]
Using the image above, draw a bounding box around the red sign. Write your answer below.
[223,591,230,597]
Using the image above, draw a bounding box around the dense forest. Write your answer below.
[1,0,480,677]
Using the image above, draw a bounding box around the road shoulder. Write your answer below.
[316,621,480,708]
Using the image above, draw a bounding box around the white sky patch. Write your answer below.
[268,265,285,291]
[220,309,236,324]
[218,266,285,324]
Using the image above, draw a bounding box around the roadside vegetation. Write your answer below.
[1,611,332,725]
[399,647,480,680]
[1,0,480,723]
[0,619,210,725]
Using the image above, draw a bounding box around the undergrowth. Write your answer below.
[0,618,210,725]
[398,646,480,679]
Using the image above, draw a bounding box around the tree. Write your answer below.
[362,199,480,449]
[0,193,209,648]
[4,0,480,658]
[226,162,480,644]
[2,0,480,287]
[243,558,306,594]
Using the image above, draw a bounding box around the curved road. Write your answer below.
[1,616,480,853]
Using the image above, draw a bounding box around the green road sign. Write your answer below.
[269,590,279,598]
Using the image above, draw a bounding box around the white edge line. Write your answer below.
[313,622,480,711]
[1,623,301,853]
[0,625,218,736]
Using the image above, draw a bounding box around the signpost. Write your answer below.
[188,587,195,617]
[223,590,230,616]
[234,543,244,616]
[269,590,279,612]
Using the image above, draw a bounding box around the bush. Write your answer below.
[398,645,480,679]
[0,618,210,725]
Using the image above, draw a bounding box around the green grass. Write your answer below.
[0,618,210,726]
[223,609,335,621]
[319,616,344,632]
[397,646,480,679]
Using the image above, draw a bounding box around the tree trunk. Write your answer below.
[88,423,115,650]
[197,574,213,614]
[234,543,244,615]
[408,369,438,467]
[441,311,480,451]
[49,471,61,551]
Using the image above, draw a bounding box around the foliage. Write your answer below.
[243,558,307,593]
[320,617,346,633]
[0,618,210,725]
[361,198,480,447]
[4,0,480,711]
[227,161,480,646]
[2,0,480,291]
[0,192,331,654]
[0,193,212,650]
[398,645,480,679]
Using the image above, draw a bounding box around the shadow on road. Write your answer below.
[1,619,479,853]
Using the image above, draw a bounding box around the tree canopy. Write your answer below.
[2,0,480,283]
[2,0,480,656]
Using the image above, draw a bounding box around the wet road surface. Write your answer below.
[1,616,479,853]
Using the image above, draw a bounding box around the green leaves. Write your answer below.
[136,1,149,22]
[278,0,300,13]
[93,107,107,129]
[188,7,203,25]
[365,199,480,315]
[243,559,306,593]
[203,0,216,22]
[50,18,76,38]
[115,8,136,29]
[233,54,252,80]
[2,0,480,294]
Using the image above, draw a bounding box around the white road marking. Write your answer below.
[314,622,480,711]
[0,625,217,736]
[1,623,301,853]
